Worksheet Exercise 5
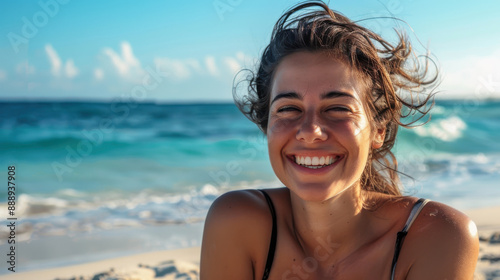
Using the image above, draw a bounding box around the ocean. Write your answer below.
[0,100,499,272]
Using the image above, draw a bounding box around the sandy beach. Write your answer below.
[0,247,201,280]
[467,206,500,280]
[2,206,499,280]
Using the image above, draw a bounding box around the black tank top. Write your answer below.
[258,190,429,280]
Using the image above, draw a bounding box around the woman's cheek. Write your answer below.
[337,115,370,137]
[352,119,369,137]
[268,116,298,134]
[328,118,362,135]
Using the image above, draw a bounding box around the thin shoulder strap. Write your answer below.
[390,198,430,280]
[259,189,277,280]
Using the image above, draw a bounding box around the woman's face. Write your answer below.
[267,51,384,202]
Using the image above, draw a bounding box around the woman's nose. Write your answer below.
[295,112,328,143]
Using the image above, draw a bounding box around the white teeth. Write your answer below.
[312,157,319,165]
[294,155,340,169]
[305,157,312,165]
[307,165,322,169]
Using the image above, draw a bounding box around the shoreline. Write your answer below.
[2,206,499,280]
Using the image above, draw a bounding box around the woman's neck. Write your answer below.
[288,185,373,263]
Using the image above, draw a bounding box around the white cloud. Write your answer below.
[185,59,202,73]
[45,44,62,77]
[154,58,191,80]
[103,41,142,78]
[224,52,255,75]
[65,59,78,78]
[440,49,500,98]
[0,69,6,81]
[205,56,218,76]
[224,57,241,74]
[235,51,254,66]
[153,56,218,80]
[236,51,246,62]
[16,61,36,75]
[94,68,104,80]
[45,44,79,78]
[152,52,254,81]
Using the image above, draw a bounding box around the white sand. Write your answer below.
[0,247,201,280]
[467,207,500,280]
[2,206,499,280]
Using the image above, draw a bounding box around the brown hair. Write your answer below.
[233,1,437,196]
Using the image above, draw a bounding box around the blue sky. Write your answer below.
[1,0,499,102]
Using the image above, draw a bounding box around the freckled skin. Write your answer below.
[200,52,479,280]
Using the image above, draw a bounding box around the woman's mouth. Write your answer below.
[293,155,342,169]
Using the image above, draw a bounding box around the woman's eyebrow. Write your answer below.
[271,90,357,106]
[270,92,301,105]
[321,91,355,100]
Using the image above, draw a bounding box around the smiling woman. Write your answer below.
[200,1,479,279]
[266,52,380,203]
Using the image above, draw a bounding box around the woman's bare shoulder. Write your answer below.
[403,199,479,279]
[200,189,275,280]
[410,200,478,250]
[206,189,274,226]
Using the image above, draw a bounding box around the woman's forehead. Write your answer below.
[270,51,366,100]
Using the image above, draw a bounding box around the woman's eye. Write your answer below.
[277,106,300,113]
[327,106,351,112]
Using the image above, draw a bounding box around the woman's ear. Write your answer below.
[372,127,386,149]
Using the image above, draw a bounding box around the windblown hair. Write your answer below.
[233,1,437,196]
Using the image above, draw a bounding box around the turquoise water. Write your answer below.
[0,100,499,245]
